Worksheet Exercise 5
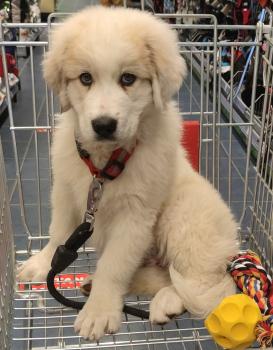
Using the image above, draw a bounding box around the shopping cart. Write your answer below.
[0,9,273,350]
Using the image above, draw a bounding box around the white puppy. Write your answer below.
[18,6,239,340]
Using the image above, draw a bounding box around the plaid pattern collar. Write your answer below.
[76,140,134,180]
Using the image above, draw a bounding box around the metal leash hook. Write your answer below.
[85,176,104,225]
[47,177,150,319]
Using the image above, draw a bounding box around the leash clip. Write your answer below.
[85,176,104,225]
[84,211,95,226]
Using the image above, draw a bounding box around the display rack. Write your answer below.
[17,28,41,57]
[0,84,19,126]
[187,47,262,156]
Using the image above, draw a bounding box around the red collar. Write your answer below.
[76,140,134,180]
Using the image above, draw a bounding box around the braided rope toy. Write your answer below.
[229,251,273,348]
[206,250,273,349]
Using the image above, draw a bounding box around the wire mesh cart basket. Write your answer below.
[0,9,273,350]
[0,141,14,350]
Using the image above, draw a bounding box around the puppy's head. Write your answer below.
[44,6,186,146]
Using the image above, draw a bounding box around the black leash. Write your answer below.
[46,177,150,319]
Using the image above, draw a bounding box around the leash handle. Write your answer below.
[47,177,150,320]
[65,222,93,251]
[47,222,93,308]
[50,223,93,274]
[47,222,150,319]
[47,268,150,319]
[47,269,86,310]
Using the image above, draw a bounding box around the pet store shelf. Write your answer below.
[220,77,261,152]
[17,28,42,58]
[187,48,261,156]
[0,83,19,123]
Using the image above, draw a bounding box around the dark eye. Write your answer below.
[79,72,93,86]
[120,73,136,87]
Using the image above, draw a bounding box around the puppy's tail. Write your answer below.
[169,264,236,318]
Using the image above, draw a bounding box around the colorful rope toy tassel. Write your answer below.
[229,250,273,348]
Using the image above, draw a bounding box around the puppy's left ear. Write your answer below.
[146,21,187,109]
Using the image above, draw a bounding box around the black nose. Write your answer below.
[91,116,117,139]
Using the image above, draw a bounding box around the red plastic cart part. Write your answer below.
[18,273,89,291]
[181,120,200,172]
[0,53,19,77]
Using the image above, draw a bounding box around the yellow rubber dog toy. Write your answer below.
[205,294,262,350]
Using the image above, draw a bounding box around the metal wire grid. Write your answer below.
[14,250,220,350]
[0,12,270,350]
[179,19,260,233]
[0,139,14,350]
[249,16,273,276]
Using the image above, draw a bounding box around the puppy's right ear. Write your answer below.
[43,38,71,111]
[43,50,62,92]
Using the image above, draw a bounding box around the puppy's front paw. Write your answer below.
[17,248,53,282]
[74,300,122,340]
[150,286,184,325]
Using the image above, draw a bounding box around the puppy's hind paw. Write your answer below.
[150,286,184,324]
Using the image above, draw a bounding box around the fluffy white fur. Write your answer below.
[17,6,239,341]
